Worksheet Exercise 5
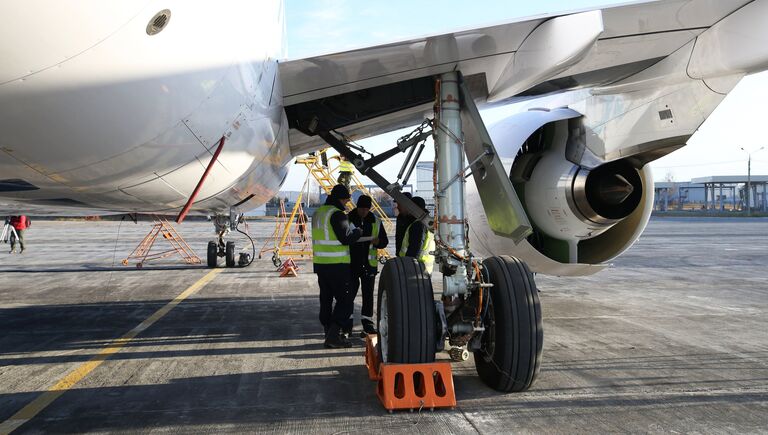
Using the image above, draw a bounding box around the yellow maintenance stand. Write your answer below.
[262,151,395,268]
[297,151,394,262]
[259,195,311,268]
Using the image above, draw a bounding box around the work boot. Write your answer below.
[324,325,352,349]
[361,321,377,337]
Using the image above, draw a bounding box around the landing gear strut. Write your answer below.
[316,71,543,392]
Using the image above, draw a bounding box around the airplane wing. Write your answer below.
[280,0,758,155]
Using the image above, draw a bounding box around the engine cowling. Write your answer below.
[468,108,655,271]
[516,144,652,264]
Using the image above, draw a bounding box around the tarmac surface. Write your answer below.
[0,217,767,433]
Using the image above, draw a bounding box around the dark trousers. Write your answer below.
[9,229,24,251]
[349,267,376,330]
[316,268,352,332]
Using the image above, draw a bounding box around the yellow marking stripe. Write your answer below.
[0,268,222,435]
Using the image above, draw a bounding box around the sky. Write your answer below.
[280,0,768,190]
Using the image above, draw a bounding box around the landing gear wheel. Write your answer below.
[207,241,218,268]
[272,253,281,268]
[377,257,436,364]
[225,241,236,267]
[475,256,543,392]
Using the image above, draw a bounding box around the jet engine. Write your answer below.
[471,108,655,270]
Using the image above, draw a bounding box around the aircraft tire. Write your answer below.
[377,257,436,364]
[475,256,543,392]
[207,241,218,268]
[225,241,236,267]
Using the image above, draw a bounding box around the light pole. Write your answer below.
[740,146,765,216]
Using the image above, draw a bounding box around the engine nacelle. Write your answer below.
[468,108,655,273]
[519,154,651,264]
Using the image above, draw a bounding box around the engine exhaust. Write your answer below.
[572,160,643,224]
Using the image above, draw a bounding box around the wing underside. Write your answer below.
[280,0,758,155]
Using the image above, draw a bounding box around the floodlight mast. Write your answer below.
[740,146,765,216]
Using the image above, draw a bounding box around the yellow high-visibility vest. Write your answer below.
[367,216,381,267]
[338,160,355,173]
[312,205,350,264]
[398,222,435,274]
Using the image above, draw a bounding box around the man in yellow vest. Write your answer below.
[337,155,354,189]
[398,196,435,274]
[312,185,362,348]
[347,195,389,336]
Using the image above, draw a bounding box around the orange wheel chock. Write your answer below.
[364,334,381,380]
[364,335,456,411]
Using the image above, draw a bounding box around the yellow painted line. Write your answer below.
[0,268,223,435]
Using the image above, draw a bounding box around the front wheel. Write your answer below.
[475,256,543,392]
[225,241,236,267]
[206,241,218,268]
[377,257,436,364]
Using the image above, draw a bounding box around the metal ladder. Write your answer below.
[296,152,395,259]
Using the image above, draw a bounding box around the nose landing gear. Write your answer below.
[207,212,254,268]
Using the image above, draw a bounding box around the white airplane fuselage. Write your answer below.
[3,1,768,277]
[0,1,291,215]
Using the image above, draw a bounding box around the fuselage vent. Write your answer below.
[146,10,171,35]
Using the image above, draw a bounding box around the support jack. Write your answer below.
[122,217,201,268]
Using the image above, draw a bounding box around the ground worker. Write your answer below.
[337,155,354,189]
[312,185,362,348]
[8,215,30,254]
[347,195,388,336]
[398,196,435,274]
[394,192,414,255]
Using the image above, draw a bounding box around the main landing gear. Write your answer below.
[316,71,543,393]
[207,212,252,268]
[377,255,542,392]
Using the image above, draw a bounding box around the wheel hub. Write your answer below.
[378,290,389,363]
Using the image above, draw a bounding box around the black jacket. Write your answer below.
[313,197,361,273]
[404,220,427,258]
[348,209,389,272]
[395,215,415,255]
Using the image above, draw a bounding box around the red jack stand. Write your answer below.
[278,258,299,277]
